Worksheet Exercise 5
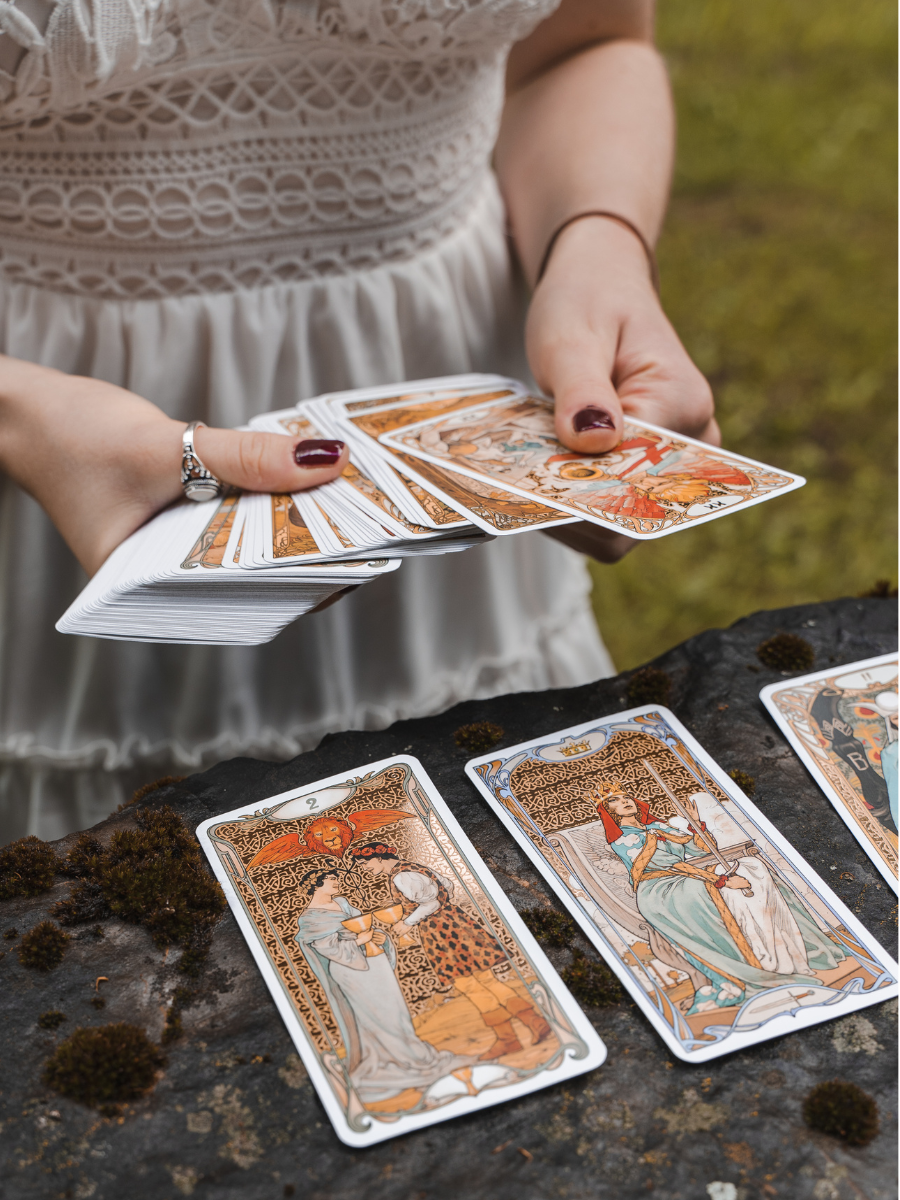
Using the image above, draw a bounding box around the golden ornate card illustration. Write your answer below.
[466,708,897,1062]
[197,756,605,1147]
[762,655,898,890]
[381,394,805,538]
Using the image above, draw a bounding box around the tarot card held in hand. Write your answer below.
[465,708,898,1062]
[380,393,805,538]
[196,757,605,1147]
[761,655,899,891]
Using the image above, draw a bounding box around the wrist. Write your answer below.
[536,213,658,296]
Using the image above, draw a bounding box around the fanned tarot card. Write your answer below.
[380,393,805,538]
[332,380,578,534]
[196,757,605,1147]
[761,655,898,891]
[465,708,898,1062]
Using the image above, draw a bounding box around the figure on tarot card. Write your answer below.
[294,867,470,1104]
[593,781,849,1016]
[810,686,898,837]
[350,842,552,1058]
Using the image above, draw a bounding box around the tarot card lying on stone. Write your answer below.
[465,707,898,1063]
[196,756,605,1147]
[761,654,898,892]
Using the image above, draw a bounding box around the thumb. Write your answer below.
[194,427,349,493]
[551,368,624,454]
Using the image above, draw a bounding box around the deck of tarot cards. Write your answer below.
[57,374,805,645]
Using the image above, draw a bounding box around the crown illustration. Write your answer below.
[589,779,627,801]
[559,737,591,757]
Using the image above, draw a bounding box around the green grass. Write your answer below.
[590,0,897,670]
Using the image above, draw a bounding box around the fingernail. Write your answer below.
[573,407,615,433]
[294,439,344,467]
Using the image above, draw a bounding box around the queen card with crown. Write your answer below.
[466,705,898,1061]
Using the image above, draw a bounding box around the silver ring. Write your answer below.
[181,421,223,502]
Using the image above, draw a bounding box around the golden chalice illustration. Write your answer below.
[372,903,418,947]
[340,913,383,957]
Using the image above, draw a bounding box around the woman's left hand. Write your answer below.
[681,795,702,827]
[527,216,719,564]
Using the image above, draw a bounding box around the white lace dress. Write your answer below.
[0,0,613,842]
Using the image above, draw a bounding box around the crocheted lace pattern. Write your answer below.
[0,0,557,298]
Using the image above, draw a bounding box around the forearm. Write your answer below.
[496,39,674,285]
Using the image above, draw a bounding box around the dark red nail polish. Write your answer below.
[573,407,615,433]
[294,439,344,467]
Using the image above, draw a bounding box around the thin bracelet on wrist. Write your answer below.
[535,210,660,294]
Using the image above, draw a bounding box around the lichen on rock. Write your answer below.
[561,949,624,1007]
[626,666,672,707]
[51,806,225,976]
[42,1023,166,1111]
[454,721,505,753]
[0,835,58,900]
[802,1078,879,1145]
[521,907,578,948]
[756,633,814,672]
[18,921,70,971]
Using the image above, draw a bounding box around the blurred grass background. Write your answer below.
[590,0,898,669]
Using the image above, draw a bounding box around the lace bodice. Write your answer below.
[0,0,558,299]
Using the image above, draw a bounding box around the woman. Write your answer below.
[0,0,715,839]
[595,784,848,1016]
[294,868,468,1102]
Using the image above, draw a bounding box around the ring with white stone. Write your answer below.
[181,421,223,502]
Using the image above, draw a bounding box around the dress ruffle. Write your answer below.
[0,176,613,843]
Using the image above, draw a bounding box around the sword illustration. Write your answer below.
[641,758,752,896]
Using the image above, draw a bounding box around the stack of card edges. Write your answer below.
[57,373,804,644]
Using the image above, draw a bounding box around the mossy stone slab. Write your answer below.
[1,597,896,1200]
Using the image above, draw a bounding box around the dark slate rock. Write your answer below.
[1,596,896,1200]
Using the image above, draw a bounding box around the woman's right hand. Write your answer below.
[356,929,386,947]
[723,874,752,892]
[0,355,349,576]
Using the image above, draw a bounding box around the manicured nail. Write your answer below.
[294,439,344,467]
[573,407,615,433]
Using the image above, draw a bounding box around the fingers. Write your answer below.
[543,523,637,564]
[550,359,626,454]
[195,427,349,493]
[307,586,360,616]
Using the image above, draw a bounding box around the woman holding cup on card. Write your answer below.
[0,0,715,838]
[294,869,469,1101]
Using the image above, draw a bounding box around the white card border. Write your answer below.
[196,754,607,1147]
[380,396,805,540]
[760,653,899,893]
[465,706,898,1063]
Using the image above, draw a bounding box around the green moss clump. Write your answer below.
[42,1023,165,1109]
[626,667,672,708]
[91,997,106,1010]
[859,580,897,599]
[454,721,505,754]
[756,633,815,672]
[803,1079,879,1146]
[561,949,624,1008]
[3,927,18,940]
[118,775,185,813]
[38,1010,67,1030]
[51,806,225,976]
[161,985,196,1045]
[0,836,58,900]
[728,769,756,797]
[18,921,70,971]
[521,908,578,949]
